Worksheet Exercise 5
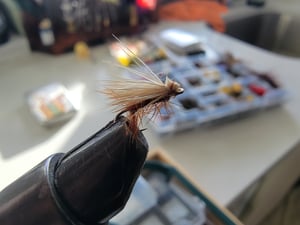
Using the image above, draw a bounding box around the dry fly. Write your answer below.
[100,35,184,136]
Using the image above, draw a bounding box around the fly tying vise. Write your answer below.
[100,35,184,136]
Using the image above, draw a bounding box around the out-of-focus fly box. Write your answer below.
[112,149,243,225]
[145,149,243,225]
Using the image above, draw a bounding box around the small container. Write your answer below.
[26,83,78,126]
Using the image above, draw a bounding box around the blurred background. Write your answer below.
[0,0,300,225]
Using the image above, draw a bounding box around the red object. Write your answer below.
[248,84,266,96]
[136,0,157,10]
[158,0,228,32]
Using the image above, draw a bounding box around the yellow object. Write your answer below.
[117,56,132,67]
[74,42,90,59]
[157,49,166,58]
[232,82,242,93]
[246,95,254,102]
[220,86,231,94]
[220,83,243,96]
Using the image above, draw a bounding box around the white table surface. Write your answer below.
[0,21,300,207]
